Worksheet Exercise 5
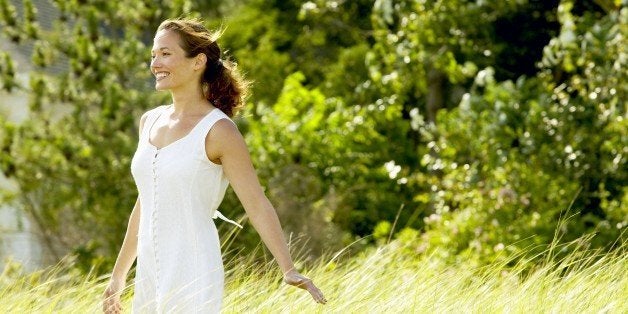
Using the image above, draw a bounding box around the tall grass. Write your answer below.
[1,237,626,313]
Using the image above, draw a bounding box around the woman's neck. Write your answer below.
[169,84,212,115]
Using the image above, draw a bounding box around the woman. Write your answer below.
[102,18,326,313]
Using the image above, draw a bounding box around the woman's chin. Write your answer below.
[155,83,169,91]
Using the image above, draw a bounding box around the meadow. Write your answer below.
[1,1,625,313]
[1,236,626,313]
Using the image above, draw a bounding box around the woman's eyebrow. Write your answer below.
[150,47,171,53]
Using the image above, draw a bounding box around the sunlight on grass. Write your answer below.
[0,231,628,313]
[1,237,626,313]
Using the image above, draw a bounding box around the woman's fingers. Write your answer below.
[103,298,122,314]
[103,285,123,313]
[103,303,121,314]
[305,280,327,304]
[284,271,327,304]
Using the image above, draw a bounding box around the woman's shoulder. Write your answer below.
[208,107,237,128]
[205,115,246,159]
[206,112,241,142]
[203,109,244,160]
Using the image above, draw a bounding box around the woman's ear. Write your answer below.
[194,53,207,70]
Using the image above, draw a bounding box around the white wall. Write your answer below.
[0,199,43,272]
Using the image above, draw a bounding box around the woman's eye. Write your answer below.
[150,52,170,60]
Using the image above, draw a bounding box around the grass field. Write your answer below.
[1,237,626,313]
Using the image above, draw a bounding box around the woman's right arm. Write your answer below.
[103,112,148,313]
[111,197,141,282]
[103,198,141,313]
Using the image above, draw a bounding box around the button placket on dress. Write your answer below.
[151,149,161,299]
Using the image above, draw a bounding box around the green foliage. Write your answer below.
[0,0,199,270]
[369,0,520,110]
[214,3,294,106]
[0,0,625,274]
[414,3,627,264]
[0,51,18,92]
[241,72,419,241]
[217,0,373,106]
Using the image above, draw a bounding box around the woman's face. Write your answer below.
[150,30,202,91]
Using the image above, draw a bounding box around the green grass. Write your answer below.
[1,238,626,313]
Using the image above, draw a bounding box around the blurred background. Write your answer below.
[0,0,625,274]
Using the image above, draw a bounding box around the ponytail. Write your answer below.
[202,58,248,118]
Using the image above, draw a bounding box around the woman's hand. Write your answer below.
[283,269,327,304]
[102,279,124,313]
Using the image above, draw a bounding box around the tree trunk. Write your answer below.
[426,67,445,124]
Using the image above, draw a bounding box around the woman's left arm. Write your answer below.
[206,119,326,304]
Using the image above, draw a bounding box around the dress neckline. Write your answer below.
[147,105,218,151]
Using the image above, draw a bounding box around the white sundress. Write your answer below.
[130,105,241,313]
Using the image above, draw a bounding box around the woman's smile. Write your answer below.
[155,72,170,81]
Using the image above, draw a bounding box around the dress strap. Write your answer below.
[141,105,168,140]
[195,108,237,137]
[191,108,237,155]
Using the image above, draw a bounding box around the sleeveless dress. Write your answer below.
[130,105,241,313]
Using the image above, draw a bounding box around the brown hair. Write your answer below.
[157,18,249,117]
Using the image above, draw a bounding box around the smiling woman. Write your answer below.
[152,20,247,118]
[102,18,326,314]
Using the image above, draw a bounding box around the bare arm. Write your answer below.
[103,112,148,313]
[109,111,149,281]
[110,198,141,282]
[207,119,326,304]
[209,120,294,272]
[103,198,140,313]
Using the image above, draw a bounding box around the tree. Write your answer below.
[415,0,626,264]
[0,0,206,271]
[1,0,623,272]
[216,1,423,244]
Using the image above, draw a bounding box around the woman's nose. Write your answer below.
[150,57,161,69]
